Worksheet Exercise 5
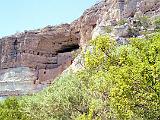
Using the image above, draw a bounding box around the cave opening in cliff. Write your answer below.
[58,44,79,53]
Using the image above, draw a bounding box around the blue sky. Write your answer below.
[0,0,98,37]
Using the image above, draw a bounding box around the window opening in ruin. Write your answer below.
[44,71,46,74]
[35,65,39,80]
[75,31,80,34]
[45,65,47,70]
[92,24,96,29]
[33,80,36,84]
[37,52,40,55]
[52,42,56,47]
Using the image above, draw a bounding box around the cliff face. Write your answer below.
[0,24,80,95]
[0,0,160,96]
[71,0,160,45]
[0,24,79,69]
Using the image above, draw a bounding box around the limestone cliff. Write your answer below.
[0,0,160,96]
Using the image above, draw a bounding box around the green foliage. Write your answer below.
[84,35,115,69]
[154,17,160,30]
[127,27,139,37]
[0,97,31,120]
[0,32,160,120]
[105,26,112,33]
[137,16,151,30]
[79,33,160,119]
[90,35,116,54]
[20,72,91,120]
[117,19,127,26]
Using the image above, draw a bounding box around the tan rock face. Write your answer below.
[0,24,79,70]
[138,0,160,14]
[72,0,158,45]
[70,0,109,46]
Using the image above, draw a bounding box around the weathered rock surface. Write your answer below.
[0,0,160,96]
[113,23,130,37]
[0,24,79,95]
[92,0,160,39]
[0,67,35,94]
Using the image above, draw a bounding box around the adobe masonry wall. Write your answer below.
[0,24,79,89]
[37,57,72,84]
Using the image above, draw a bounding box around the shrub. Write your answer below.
[0,97,31,120]
[84,35,115,69]
[105,26,112,33]
[81,33,160,119]
[117,19,127,26]
[137,16,151,30]
[127,27,140,37]
[154,17,160,30]
[0,32,160,120]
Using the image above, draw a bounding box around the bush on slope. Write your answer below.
[0,32,160,120]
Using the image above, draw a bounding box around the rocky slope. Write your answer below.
[0,0,160,96]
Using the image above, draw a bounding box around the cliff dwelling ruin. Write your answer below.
[0,24,80,96]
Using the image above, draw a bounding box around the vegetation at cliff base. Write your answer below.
[0,32,160,120]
